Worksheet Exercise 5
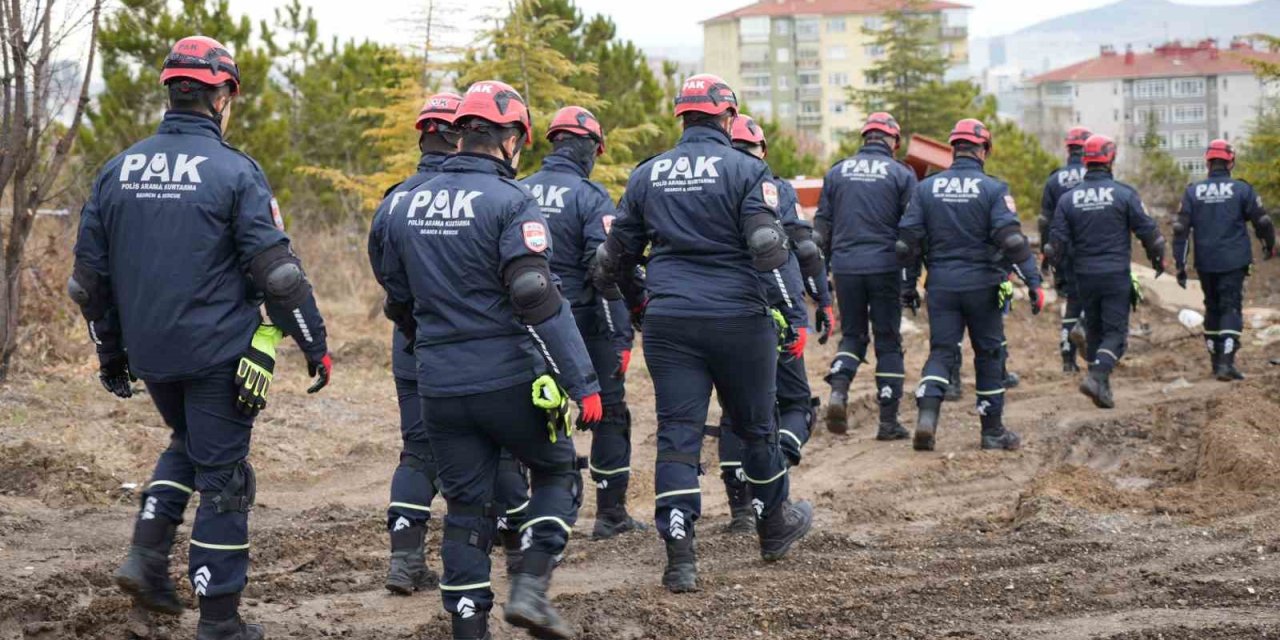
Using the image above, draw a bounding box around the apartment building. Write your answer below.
[1022,39,1280,174]
[703,0,970,156]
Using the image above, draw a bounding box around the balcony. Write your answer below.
[941,26,967,39]
[796,58,820,70]
[739,61,770,73]
[798,85,822,98]
[797,112,823,125]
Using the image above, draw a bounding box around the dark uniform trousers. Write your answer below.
[719,353,811,490]
[577,312,632,497]
[1201,268,1247,356]
[644,315,789,541]
[426,382,580,616]
[1077,271,1132,373]
[828,272,906,404]
[142,361,254,599]
[388,375,439,531]
[919,288,1007,417]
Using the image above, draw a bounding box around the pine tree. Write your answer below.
[1127,113,1187,214]
[851,0,957,142]
[1237,105,1280,210]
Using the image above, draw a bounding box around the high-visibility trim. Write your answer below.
[874,372,906,378]
[1219,329,1242,336]
[506,501,530,515]
[718,461,743,468]
[1203,330,1221,336]
[655,488,702,501]
[921,375,950,386]
[1098,349,1119,361]
[149,480,194,495]
[1063,317,1079,323]
[190,539,249,551]
[835,351,864,363]
[588,463,631,476]
[440,581,492,591]
[743,468,788,485]
[389,502,432,513]
[780,429,803,449]
[519,516,573,535]
[975,388,1006,396]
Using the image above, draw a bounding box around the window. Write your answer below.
[740,45,770,63]
[797,47,819,60]
[740,16,770,41]
[796,18,819,40]
[828,72,849,86]
[1134,79,1168,99]
[1113,108,1120,122]
[830,100,847,115]
[1172,103,1206,123]
[1075,111,1082,124]
[827,17,846,32]
[744,74,771,88]
[776,47,791,63]
[1224,104,1229,117]
[862,16,882,30]
[1223,77,1229,90]
[778,102,793,116]
[798,72,820,87]
[747,100,772,117]
[1175,131,1206,149]
[1139,133,1169,149]
[1224,130,1230,140]
[1133,106,1168,123]
[775,19,791,35]
[1171,78,1205,97]
[1113,82,1119,96]
[865,44,885,58]
[827,45,847,60]
[1180,158,1205,173]
[776,76,790,90]
[800,101,820,114]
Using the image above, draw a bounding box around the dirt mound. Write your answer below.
[0,441,124,507]
[1196,382,1280,492]
[1013,465,1152,534]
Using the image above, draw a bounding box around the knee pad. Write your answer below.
[399,440,434,470]
[443,501,497,551]
[164,434,187,455]
[530,460,585,508]
[656,450,705,476]
[207,460,256,514]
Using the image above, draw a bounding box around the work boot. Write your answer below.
[196,595,262,640]
[499,528,523,577]
[1215,350,1245,381]
[113,517,184,616]
[914,396,942,451]
[452,614,491,640]
[757,499,814,562]
[826,380,850,434]
[592,481,647,540]
[1062,351,1080,373]
[1079,369,1115,409]
[1003,371,1021,389]
[504,551,574,640]
[662,535,698,593]
[385,522,438,595]
[875,401,908,441]
[979,413,1021,451]
[723,478,755,535]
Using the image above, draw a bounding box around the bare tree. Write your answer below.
[0,0,102,381]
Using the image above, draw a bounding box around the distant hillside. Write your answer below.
[973,0,1280,75]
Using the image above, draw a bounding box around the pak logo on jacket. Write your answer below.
[1058,166,1086,187]
[649,155,722,193]
[931,176,982,202]
[405,189,481,221]
[1194,182,1234,204]
[1072,187,1116,211]
[529,183,570,213]
[838,158,890,182]
[118,152,207,199]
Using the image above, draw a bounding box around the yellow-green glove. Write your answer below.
[235,324,284,417]
[768,307,798,353]
[1130,273,1144,309]
[997,280,1015,314]
[532,374,572,443]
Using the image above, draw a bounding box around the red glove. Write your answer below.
[306,352,332,394]
[612,349,631,380]
[579,393,603,425]
[787,327,808,359]
[1029,287,1045,316]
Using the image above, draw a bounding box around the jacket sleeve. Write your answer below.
[773,254,808,328]
[740,164,794,311]
[898,183,926,288]
[988,183,1041,289]
[71,179,123,356]
[1173,188,1193,271]
[367,195,396,288]
[501,198,601,401]
[1243,183,1276,253]
[814,172,833,255]
[582,186,634,352]
[1126,190,1164,257]
[1049,196,1073,270]
[1039,174,1057,245]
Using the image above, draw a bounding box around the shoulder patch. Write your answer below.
[602,214,615,235]
[522,221,549,253]
[270,198,285,230]
[1003,194,1017,213]
[762,181,779,208]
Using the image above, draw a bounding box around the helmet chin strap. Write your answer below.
[498,129,525,171]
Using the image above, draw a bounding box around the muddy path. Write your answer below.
[3,279,1280,639]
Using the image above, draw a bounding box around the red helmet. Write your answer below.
[1082,134,1117,165]
[454,81,533,147]
[730,115,766,150]
[160,36,240,95]
[948,118,992,149]
[416,92,463,132]
[546,106,605,156]
[673,73,738,117]
[1065,126,1093,148]
[1205,139,1235,163]
[861,112,901,147]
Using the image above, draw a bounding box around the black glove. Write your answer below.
[815,304,834,345]
[306,352,332,394]
[1148,248,1166,278]
[1177,270,1188,289]
[901,287,921,316]
[630,299,647,334]
[382,298,416,349]
[98,352,136,399]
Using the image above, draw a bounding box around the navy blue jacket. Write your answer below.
[521,151,633,352]
[1039,153,1087,242]
[368,152,448,380]
[1050,169,1161,275]
[778,178,831,307]
[900,156,1041,292]
[73,112,325,381]
[1175,170,1270,274]
[378,153,600,400]
[612,125,787,319]
[817,143,918,276]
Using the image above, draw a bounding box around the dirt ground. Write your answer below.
[3,233,1280,639]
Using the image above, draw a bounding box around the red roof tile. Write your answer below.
[704,0,968,23]
[1029,41,1280,84]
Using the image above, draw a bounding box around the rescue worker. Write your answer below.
[815,112,915,440]
[1050,134,1166,409]
[1041,127,1093,372]
[898,118,1044,452]
[718,115,820,533]
[74,36,332,640]
[367,91,462,595]
[521,106,645,539]
[596,74,813,593]
[378,80,602,640]
[1174,139,1275,380]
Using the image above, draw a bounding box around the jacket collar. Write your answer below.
[1084,167,1114,180]
[1208,168,1232,178]
[157,111,223,139]
[950,155,986,172]
[442,152,516,179]
[540,151,589,179]
[679,123,732,147]
[859,142,894,158]
[418,152,449,174]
